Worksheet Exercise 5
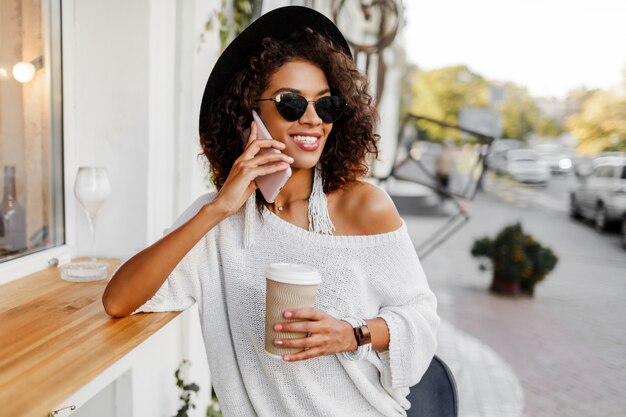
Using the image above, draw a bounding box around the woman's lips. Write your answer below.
[290,134,321,151]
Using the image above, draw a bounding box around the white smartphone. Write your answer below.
[248,110,292,203]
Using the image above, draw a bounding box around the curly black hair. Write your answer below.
[199,28,379,206]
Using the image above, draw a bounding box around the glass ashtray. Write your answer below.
[60,261,108,282]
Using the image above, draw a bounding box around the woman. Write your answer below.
[103,6,439,417]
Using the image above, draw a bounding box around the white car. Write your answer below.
[570,155,626,231]
[505,149,551,184]
[487,139,525,174]
[533,143,574,175]
[538,151,574,174]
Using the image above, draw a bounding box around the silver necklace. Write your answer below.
[243,166,335,248]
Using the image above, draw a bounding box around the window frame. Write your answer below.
[0,0,67,284]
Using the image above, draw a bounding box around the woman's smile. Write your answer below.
[290,132,322,151]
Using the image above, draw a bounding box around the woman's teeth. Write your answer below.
[292,135,318,144]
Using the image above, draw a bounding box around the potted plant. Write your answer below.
[471,223,558,296]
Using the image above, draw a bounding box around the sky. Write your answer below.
[404,0,626,98]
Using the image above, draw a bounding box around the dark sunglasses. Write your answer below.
[256,93,347,123]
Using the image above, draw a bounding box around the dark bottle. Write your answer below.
[0,166,27,253]
[0,202,4,238]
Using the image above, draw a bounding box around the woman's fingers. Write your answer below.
[275,334,320,350]
[274,320,315,334]
[240,152,293,169]
[236,154,292,177]
[282,347,323,362]
[283,308,324,321]
[242,138,286,160]
[271,307,356,361]
[250,162,291,178]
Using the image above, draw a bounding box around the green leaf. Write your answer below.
[183,383,200,392]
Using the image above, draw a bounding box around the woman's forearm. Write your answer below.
[343,317,390,352]
[102,201,229,317]
[367,318,390,352]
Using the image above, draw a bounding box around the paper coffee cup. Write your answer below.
[265,263,321,358]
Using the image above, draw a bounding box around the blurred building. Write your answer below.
[534,96,569,123]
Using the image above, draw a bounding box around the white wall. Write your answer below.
[66,0,216,259]
[64,0,151,258]
[60,0,218,415]
[172,0,219,216]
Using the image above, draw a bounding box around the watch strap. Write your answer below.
[341,317,372,361]
[353,323,372,346]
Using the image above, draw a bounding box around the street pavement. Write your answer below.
[399,174,626,417]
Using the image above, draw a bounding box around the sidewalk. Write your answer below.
[436,319,524,417]
[400,189,626,417]
[401,197,525,417]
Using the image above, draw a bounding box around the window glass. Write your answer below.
[592,166,604,178]
[593,166,613,178]
[0,0,63,263]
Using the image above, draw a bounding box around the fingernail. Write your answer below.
[283,355,290,361]
[274,339,283,346]
[284,311,293,318]
[287,157,294,162]
[274,324,282,331]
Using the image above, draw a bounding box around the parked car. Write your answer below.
[533,143,574,175]
[569,155,626,231]
[505,149,551,185]
[486,139,525,174]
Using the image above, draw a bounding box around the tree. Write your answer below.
[407,65,488,142]
[407,66,543,141]
[500,82,540,140]
[535,117,563,137]
[565,90,626,154]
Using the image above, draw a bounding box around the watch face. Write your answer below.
[356,325,372,346]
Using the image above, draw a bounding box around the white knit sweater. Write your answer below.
[123,192,439,417]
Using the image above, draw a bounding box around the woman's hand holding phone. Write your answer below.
[212,122,293,217]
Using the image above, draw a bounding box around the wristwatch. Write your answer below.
[342,317,372,360]
[353,323,372,347]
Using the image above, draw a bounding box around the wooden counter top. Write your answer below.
[0,259,180,417]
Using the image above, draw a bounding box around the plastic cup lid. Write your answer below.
[265,263,321,285]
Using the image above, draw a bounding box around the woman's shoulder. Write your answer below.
[331,180,402,236]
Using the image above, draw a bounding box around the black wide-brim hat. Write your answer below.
[199,6,352,129]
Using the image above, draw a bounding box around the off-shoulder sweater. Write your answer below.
[121,192,439,417]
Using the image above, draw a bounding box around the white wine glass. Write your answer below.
[74,167,111,260]
[61,167,111,281]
